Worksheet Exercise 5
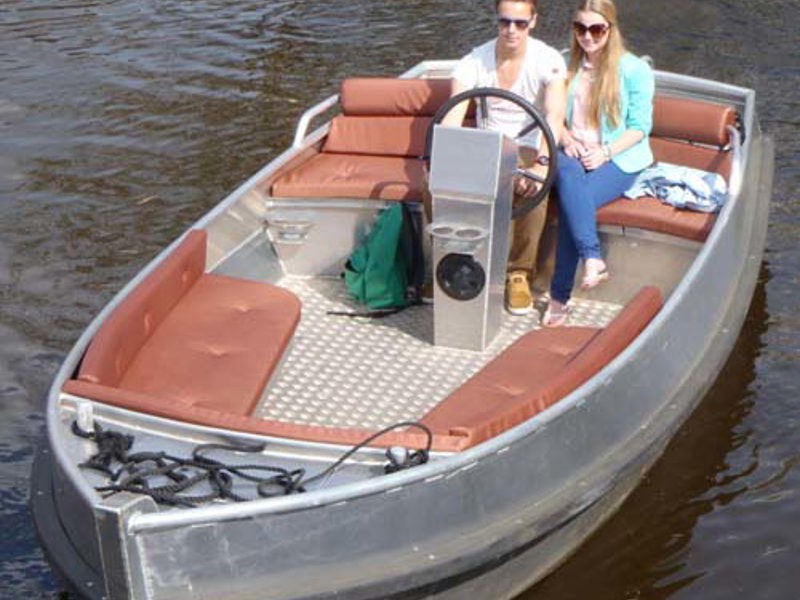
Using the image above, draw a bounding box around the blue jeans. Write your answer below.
[550,151,639,304]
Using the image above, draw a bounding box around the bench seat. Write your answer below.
[270,77,452,203]
[596,95,736,241]
[419,286,664,447]
[597,196,716,242]
[63,252,661,452]
[271,78,736,243]
[63,229,301,417]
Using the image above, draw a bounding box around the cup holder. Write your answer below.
[455,228,483,240]
[426,222,488,254]
[264,218,314,245]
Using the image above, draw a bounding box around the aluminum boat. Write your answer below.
[31,60,773,600]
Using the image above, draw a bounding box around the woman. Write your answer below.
[542,0,654,327]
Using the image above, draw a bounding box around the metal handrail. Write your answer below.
[292,93,339,148]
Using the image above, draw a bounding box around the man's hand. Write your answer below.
[514,174,539,198]
[513,162,547,199]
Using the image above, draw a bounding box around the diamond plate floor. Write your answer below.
[256,277,621,430]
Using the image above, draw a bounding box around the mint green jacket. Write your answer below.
[565,53,655,173]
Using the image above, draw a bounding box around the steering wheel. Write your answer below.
[426,87,557,219]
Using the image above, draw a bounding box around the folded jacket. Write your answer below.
[623,161,728,213]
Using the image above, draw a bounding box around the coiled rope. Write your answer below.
[72,420,432,507]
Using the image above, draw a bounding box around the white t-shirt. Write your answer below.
[452,38,566,149]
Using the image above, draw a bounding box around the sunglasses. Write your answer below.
[497,17,532,30]
[572,21,611,40]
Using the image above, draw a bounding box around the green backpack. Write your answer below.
[342,203,423,312]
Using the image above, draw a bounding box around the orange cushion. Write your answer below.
[592,96,734,242]
[420,328,599,434]
[62,378,470,452]
[339,77,452,116]
[651,137,732,180]
[271,153,428,201]
[597,196,716,242]
[118,274,301,415]
[420,287,663,447]
[652,95,735,147]
[78,230,207,387]
[74,228,301,416]
[323,115,432,158]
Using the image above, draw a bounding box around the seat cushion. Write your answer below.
[651,137,732,180]
[117,273,301,415]
[597,196,717,242]
[339,77,452,116]
[271,153,428,201]
[652,95,736,147]
[420,287,664,447]
[77,230,207,387]
[420,327,600,435]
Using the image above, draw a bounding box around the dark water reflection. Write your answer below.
[1,1,798,598]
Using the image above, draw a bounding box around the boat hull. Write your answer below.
[31,66,773,600]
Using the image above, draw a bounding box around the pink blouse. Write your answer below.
[569,62,602,148]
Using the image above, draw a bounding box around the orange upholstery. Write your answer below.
[271,78,451,202]
[77,229,208,387]
[63,253,661,451]
[62,377,471,452]
[420,286,663,447]
[652,95,736,147]
[273,80,736,242]
[596,95,736,241]
[597,196,716,242]
[322,116,433,157]
[339,77,452,116]
[68,229,301,416]
[271,154,429,201]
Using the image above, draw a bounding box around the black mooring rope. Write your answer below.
[72,420,432,507]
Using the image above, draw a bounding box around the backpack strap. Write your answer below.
[399,202,425,305]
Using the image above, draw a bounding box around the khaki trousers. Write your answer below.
[507,193,549,279]
[507,147,550,281]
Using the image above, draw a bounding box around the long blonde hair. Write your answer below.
[568,0,627,128]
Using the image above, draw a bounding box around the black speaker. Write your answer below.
[435,253,486,301]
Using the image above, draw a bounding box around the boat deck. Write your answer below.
[255,277,622,430]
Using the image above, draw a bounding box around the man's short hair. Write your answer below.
[494,0,537,13]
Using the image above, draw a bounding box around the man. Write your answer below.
[443,0,566,315]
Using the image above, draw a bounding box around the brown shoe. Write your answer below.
[506,271,533,316]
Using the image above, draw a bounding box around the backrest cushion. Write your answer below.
[323,115,432,157]
[77,229,207,386]
[339,77,452,116]
[323,77,452,158]
[652,95,736,146]
[650,95,737,179]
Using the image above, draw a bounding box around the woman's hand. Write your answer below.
[579,146,609,171]
[561,130,587,159]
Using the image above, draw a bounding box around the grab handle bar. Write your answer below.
[292,94,339,148]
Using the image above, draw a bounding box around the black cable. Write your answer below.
[300,421,433,488]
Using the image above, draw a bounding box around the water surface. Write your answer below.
[1,1,798,598]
